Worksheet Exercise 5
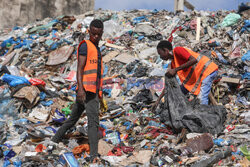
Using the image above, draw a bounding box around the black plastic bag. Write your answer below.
[132,89,153,104]
[159,76,227,134]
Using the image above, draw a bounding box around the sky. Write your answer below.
[95,0,249,11]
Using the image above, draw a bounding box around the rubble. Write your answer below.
[0,5,250,167]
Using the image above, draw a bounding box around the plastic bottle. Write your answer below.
[68,139,79,150]
[181,147,193,156]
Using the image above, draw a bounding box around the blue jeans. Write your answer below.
[180,70,218,105]
[199,70,218,104]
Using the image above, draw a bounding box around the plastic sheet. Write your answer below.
[159,76,227,134]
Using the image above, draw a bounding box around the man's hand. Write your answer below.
[166,68,177,77]
[76,90,86,104]
[100,98,107,113]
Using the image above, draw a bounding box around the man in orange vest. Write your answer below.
[52,19,104,163]
[152,40,218,110]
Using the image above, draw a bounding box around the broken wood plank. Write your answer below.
[220,77,240,84]
[115,53,136,64]
[105,42,125,50]
[103,51,119,63]
[196,17,201,41]
[184,0,195,10]
[0,50,16,66]
[209,92,218,105]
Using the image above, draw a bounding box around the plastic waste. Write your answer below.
[240,145,250,161]
[159,76,227,134]
[240,20,250,33]
[149,68,165,77]
[2,74,30,87]
[68,139,80,150]
[12,157,22,167]
[213,138,231,147]
[53,109,66,123]
[35,144,47,152]
[103,20,125,39]
[72,144,90,157]
[41,100,54,106]
[0,98,18,119]
[134,23,157,36]
[241,50,250,62]
[0,7,249,167]
[62,102,74,116]
[4,149,16,160]
[29,78,46,87]
[133,16,148,24]
[59,152,80,167]
[221,13,241,27]
[39,92,46,100]
[191,147,232,167]
[138,47,157,60]
[27,19,59,34]
[105,132,121,145]
[215,51,229,64]
[6,66,20,76]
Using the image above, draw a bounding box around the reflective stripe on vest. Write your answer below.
[182,54,203,85]
[77,40,103,97]
[190,60,212,93]
[173,47,218,95]
[83,69,97,75]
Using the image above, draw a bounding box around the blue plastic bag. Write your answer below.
[216,51,229,64]
[2,74,30,87]
[3,160,11,167]
[103,88,112,97]
[213,138,230,147]
[242,72,250,80]
[4,149,16,160]
[133,16,148,24]
[240,20,250,33]
[221,13,241,27]
[138,36,145,40]
[41,100,53,106]
[40,92,46,100]
[52,109,66,123]
[52,29,58,38]
[241,50,250,62]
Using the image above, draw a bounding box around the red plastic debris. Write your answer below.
[29,78,46,87]
[35,144,47,152]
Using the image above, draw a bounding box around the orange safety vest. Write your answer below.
[77,40,103,98]
[171,47,218,95]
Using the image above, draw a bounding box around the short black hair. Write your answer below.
[90,19,103,29]
[157,40,173,51]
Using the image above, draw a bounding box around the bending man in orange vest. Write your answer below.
[52,19,104,163]
[152,40,218,110]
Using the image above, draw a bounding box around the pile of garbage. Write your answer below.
[0,4,250,167]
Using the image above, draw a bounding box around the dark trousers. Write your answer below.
[52,92,99,158]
